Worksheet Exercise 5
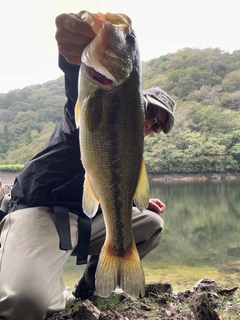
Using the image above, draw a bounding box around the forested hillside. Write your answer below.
[1,48,240,173]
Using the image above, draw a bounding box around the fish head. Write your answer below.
[80,12,140,89]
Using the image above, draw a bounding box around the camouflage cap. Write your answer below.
[143,87,176,134]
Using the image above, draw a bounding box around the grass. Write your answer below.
[62,262,240,295]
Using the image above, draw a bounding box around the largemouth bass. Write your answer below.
[75,12,149,297]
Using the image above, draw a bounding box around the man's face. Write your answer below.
[144,100,168,136]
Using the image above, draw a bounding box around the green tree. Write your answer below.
[222,69,240,92]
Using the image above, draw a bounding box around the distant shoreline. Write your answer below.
[1,171,240,185]
[0,171,19,184]
[148,171,240,181]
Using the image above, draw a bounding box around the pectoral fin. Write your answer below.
[74,93,102,132]
[133,159,150,211]
[85,92,102,132]
[74,97,81,129]
[82,174,100,218]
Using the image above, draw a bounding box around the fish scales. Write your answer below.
[75,12,150,297]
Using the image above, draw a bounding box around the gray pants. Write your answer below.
[0,206,163,320]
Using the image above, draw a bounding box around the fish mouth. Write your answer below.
[87,66,113,85]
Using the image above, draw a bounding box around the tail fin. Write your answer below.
[95,243,145,297]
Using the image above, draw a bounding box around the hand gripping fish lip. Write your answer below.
[81,16,134,86]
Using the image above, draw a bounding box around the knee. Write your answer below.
[145,210,164,233]
[0,287,48,319]
[133,208,164,242]
[132,210,164,259]
[0,278,64,319]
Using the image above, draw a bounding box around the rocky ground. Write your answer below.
[46,279,240,320]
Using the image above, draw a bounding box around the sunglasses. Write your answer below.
[144,99,164,133]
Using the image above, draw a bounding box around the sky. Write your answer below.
[0,0,239,93]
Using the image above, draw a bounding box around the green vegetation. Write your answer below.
[0,164,24,172]
[0,48,240,173]
[93,294,126,311]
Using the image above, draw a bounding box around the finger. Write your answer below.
[56,28,92,46]
[150,199,165,208]
[64,55,82,66]
[154,201,166,213]
[157,199,166,208]
[148,202,162,214]
[55,27,93,65]
[160,202,166,209]
[156,207,164,214]
[75,10,88,19]
[57,43,84,65]
[60,53,82,66]
[55,13,96,38]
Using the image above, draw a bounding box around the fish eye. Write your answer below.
[126,34,135,44]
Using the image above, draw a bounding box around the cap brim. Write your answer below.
[146,95,174,134]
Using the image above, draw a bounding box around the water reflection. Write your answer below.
[148,180,240,267]
[63,179,240,291]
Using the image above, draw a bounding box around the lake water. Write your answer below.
[62,179,240,293]
[1,172,240,292]
[142,179,240,291]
